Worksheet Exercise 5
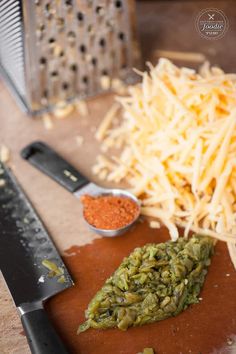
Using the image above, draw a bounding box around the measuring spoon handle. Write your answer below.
[21,141,89,193]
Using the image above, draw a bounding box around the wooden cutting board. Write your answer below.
[46,222,236,354]
[1,2,236,353]
[0,81,115,354]
[1,78,236,354]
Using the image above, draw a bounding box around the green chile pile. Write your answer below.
[78,235,214,332]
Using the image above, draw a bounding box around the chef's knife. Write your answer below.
[0,163,73,354]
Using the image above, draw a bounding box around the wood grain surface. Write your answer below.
[0,84,111,354]
[1,1,236,353]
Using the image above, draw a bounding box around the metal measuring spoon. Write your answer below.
[21,142,141,237]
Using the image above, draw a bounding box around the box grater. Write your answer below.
[0,0,140,116]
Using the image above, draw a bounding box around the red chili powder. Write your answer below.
[81,194,139,230]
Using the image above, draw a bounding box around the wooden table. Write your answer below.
[1,2,236,353]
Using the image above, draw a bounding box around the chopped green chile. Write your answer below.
[78,235,214,333]
[42,259,65,281]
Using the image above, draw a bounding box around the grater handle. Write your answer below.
[21,308,69,354]
[21,141,89,193]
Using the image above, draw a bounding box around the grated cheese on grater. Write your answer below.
[94,58,236,268]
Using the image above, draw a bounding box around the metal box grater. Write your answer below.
[0,0,140,116]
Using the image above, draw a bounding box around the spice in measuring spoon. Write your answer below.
[81,194,140,230]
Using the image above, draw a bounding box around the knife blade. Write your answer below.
[0,163,73,354]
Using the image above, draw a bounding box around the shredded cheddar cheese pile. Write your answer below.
[94,59,236,268]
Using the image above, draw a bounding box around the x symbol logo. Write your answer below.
[208,13,215,20]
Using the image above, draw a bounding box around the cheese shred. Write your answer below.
[94,59,236,268]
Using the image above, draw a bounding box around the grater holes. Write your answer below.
[67,31,76,45]
[120,46,128,69]
[51,71,59,78]
[39,23,45,31]
[70,64,77,72]
[44,3,55,20]
[56,17,65,30]
[77,12,84,21]
[48,39,56,52]
[1,0,138,111]
[82,76,88,84]
[106,20,115,31]
[79,44,86,53]
[87,24,94,35]
[62,82,69,90]
[101,69,108,76]
[48,37,56,44]
[39,57,47,66]
[65,0,73,6]
[65,0,73,14]
[42,90,48,99]
[36,24,45,40]
[91,57,97,66]
[65,0,73,4]
[115,0,122,8]
[95,6,104,16]
[118,32,125,41]
[99,38,106,48]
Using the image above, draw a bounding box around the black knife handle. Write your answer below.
[21,309,69,354]
[21,141,89,193]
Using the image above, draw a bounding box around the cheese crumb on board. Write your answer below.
[95,103,121,141]
[155,49,206,63]
[54,101,74,118]
[0,179,6,187]
[93,58,236,268]
[42,114,54,130]
[150,221,161,229]
[75,135,84,147]
[0,145,10,163]
[76,100,89,117]
[137,349,155,354]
